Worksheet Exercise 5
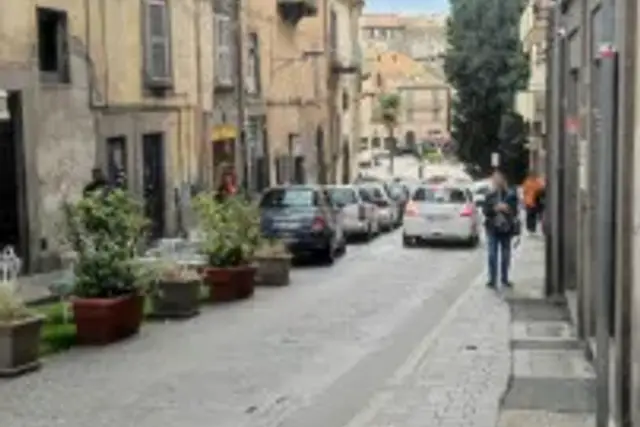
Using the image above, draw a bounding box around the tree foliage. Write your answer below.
[444,0,530,182]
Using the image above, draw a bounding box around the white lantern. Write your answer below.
[0,90,9,121]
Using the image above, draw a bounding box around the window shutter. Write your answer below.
[215,15,232,85]
[145,0,171,85]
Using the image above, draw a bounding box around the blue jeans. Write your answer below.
[487,232,512,285]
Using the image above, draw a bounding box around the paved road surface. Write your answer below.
[0,231,510,427]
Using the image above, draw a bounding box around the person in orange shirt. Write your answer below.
[522,172,544,234]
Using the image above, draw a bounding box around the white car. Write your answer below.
[326,185,379,240]
[402,184,481,247]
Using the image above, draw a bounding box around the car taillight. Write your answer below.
[460,204,473,217]
[358,204,366,220]
[311,216,326,231]
[405,201,419,217]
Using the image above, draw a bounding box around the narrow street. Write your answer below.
[0,231,510,427]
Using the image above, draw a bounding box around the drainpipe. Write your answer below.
[594,0,616,423]
[235,0,247,192]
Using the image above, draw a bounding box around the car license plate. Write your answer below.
[425,214,449,221]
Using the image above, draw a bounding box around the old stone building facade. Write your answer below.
[0,0,214,271]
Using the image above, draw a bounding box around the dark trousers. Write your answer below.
[525,206,538,232]
[487,232,512,286]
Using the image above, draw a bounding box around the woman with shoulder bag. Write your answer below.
[482,169,519,290]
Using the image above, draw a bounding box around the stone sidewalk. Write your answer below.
[497,235,595,427]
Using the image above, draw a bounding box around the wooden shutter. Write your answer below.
[145,0,171,86]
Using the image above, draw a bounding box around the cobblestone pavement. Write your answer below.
[0,230,507,427]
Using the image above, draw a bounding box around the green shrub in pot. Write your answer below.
[193,194,261,301]
[149,261,202,318]
[63,189,150,344]
[0,285,44,376]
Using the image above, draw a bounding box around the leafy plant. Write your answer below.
[0,284,31,322]
[378,93,401,125]
[63,189,150,298]
[444,0,529,179]
[193,194,261,268]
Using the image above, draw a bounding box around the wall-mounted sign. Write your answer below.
[0,90,9,121]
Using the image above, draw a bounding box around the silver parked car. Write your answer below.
[326,185,378,240]
[357,184,398,232]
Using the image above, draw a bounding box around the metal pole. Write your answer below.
[548,0,563,298]
[594,0,616,424]
[234,0,246,192]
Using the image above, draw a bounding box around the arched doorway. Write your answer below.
[315,126,326,184]
[405,130,416,152]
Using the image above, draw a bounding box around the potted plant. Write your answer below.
[63,189,149,345]
[193,194,261,302]
[149,261,202,318]
[0,285,44,377]
[253,238,292,286]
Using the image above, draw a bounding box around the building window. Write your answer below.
[215,14,233,86]
[142,0,172,88]
[246,32,261,94]
[405,90,414,122]
[329,9,338,57]
[37,7,70,83]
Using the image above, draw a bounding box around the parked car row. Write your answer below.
[257,180,410,264]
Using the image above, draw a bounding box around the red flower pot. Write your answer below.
[203,265,256,302]
[72,294,144,345]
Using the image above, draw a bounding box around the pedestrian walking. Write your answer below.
[483,169,519,290]
[522,172,544,234]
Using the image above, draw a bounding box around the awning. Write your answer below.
[212,124,237,141]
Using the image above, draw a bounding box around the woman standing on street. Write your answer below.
[483,169,519,290]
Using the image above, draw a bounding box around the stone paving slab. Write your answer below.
[498,410,595,427]
[513,349,594,378]
[498,236,596,425]
[512,321,576,341]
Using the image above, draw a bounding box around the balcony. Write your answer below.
[277,0,317,26]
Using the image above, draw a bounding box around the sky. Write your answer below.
[364,0,449,14]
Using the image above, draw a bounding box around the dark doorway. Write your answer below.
[294,156,305,184]
[405,130,416,152]
[0,92,27,263]
[316,126,326,184]
[142,133,166,239]
[341,139,350,183]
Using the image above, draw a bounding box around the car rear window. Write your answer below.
[260,188,317,208]
[412,187,468,203]
[328,188,358,205]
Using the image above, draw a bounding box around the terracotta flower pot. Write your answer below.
[72,294,144,345]
[254,255,292,286]
[203,265,256,302]
[150,280,201,319]
[0,316,44,377]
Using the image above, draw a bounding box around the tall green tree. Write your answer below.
[444,0,530,182]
